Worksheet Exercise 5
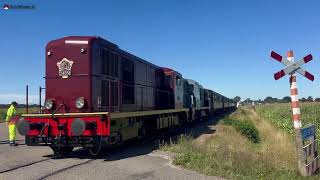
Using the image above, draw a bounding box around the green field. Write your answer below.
[256,102,320,137]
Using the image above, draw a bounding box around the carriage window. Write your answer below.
[111,81,118,106]
[122,84,134,104]
[121,57,134,104]
[106,50,111,76]
[110,52,119,77]
[101,48,120,77]
[121,57,134,83]
[110,53,114,77]
[100,49,110,76]
[176,77,181,86]
[101,80,109,106]
[101,49,106,75]
[114,53,119,77]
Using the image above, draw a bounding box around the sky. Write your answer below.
[1,0,320,104]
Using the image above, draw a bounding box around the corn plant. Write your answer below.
[256,102,320,137]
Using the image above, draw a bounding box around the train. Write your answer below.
[17,36,236,155]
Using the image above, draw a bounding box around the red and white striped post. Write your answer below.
[287,50,307,176]
[288,51,302,129]
[270,50,315,176]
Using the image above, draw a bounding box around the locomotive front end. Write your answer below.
[17,36,111,155]
[18,113,110,154]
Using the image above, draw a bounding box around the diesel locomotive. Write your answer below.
[17,36,235,155]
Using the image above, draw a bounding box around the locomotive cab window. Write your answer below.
[165,76,173,87]
[189,84,194,91]
[176,77,181,86]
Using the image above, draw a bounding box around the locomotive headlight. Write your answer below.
[44,99,55,110]
[75,97,86,109]
[80,48,87,54]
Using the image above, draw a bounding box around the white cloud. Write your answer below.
[0,94,45,105]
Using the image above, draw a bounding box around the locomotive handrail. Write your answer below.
[20,107,212,119]
[109,108,189,119]
[21,112,109,118]
[52,104,66,120]
[193,107,211,110]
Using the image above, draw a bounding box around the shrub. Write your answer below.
[224,118,261,143]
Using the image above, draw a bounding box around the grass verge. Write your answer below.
[161,107,319,179]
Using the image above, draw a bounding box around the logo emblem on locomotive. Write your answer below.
[57,58,74,79]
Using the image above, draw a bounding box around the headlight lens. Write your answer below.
[44,99,54,110]
[80,48,86,54]
[76,97,86,109]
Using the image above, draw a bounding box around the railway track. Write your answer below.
[0,134,162,177]
[36,158,96,180]
[0,131,167,176]
[0,148,88,174]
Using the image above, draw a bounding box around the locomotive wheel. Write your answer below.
[50,146,74,156]
[114,132,123,146]
[89,145,102,156]
[89,136,104,156]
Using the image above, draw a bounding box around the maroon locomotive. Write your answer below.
[17,36,235,155]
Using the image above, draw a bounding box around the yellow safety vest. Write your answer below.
[6,105,16,123]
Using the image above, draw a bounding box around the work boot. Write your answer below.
[9,141,18,146]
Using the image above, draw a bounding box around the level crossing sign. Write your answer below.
[271,51,314,81]
[270,50,318,176]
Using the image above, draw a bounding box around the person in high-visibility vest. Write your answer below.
[6,101,18,146]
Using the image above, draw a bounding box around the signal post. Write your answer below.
[287,51,306,176]
[270,50,318,176]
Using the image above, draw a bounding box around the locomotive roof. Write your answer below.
[47,36,233,102]
[97,36,161,69]
[47,36,161,70]
[162,67,182,77]
[47,36,98,47]
[186,79,200,86]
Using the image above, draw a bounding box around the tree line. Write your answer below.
[0,104,39,108]
[233,96,320,104]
